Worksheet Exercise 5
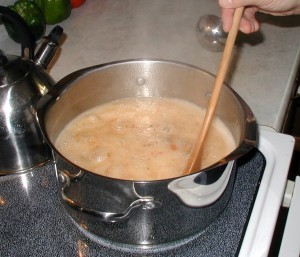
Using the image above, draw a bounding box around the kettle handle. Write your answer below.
[0,6,35,59]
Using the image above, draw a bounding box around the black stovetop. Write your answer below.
[0,149,265,257]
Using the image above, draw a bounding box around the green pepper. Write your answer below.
[34,0,71,25]
[4,0,46,43]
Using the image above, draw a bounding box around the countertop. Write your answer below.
[1,0,300,131]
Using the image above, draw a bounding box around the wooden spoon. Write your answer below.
[184,7,245,175]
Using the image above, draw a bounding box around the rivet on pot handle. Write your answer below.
[168,161,234,207]
[58,169,162,223]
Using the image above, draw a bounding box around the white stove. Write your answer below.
[239,126,297,257]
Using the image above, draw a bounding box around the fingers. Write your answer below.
[221,7,260,33]
[219,0,300,33]
[221,8,235,32]
[242,7,260,33]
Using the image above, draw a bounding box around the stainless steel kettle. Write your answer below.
[0,6,63,174]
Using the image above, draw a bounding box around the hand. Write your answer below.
[219,0,300,33]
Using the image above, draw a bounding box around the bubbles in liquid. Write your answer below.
[91,147,110,163]
[78,114,103,128]
[111,118,134,134]
[55,97,236,181]
[73,131,94,144]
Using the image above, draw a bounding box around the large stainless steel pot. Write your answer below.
[37,59,256,247]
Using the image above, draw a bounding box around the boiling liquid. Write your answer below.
[55,97,236,180]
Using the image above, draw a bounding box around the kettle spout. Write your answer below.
[34,26,64,70]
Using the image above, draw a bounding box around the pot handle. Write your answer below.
[168,161,234,207]
[58,170,161,223]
